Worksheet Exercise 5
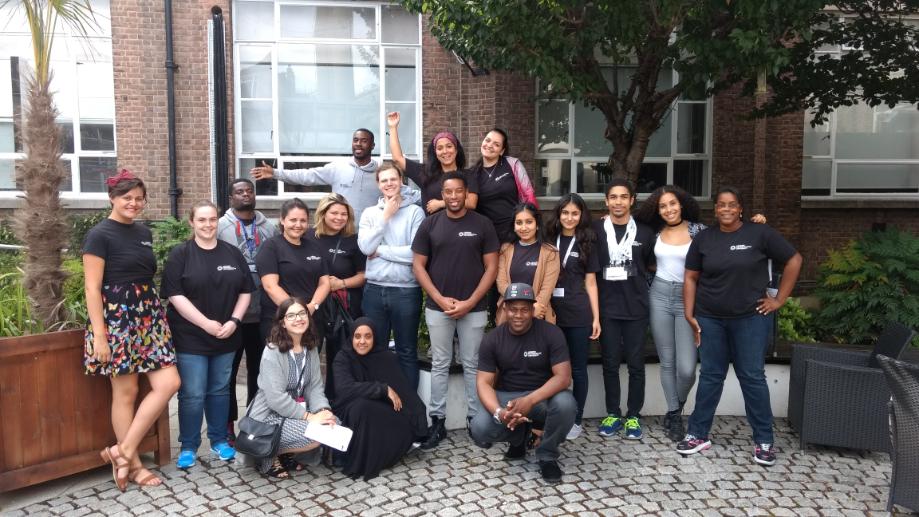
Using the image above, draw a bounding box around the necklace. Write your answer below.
[665,219,684,227]
[483,162,499,179]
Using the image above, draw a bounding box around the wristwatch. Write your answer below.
[230,316,242,326]
[493,407,504,424]
[312,303,320,312]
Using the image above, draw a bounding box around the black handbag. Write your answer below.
[235,356,308,458]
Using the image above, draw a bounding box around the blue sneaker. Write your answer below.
[624,417,643,440]
[176,449,196,469]
[210,441,236,461]
[598,415,623,436]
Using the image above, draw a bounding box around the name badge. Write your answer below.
[552,287,564,298]
[248,264,258,273]
[604,266,628,281]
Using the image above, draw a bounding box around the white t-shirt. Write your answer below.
[654,236,691,282]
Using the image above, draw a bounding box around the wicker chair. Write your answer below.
[877,355,919,514]
[788,322,916,452]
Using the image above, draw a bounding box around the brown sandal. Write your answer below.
[100,445,131,492]
[265,457,290,479]
[129,466,163,487]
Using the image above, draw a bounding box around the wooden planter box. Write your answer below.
[0,330,171,492]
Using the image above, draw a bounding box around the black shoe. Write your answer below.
[665,410,684,442]
[421,417,446,450]
[539,460,563,483]
[504,442,526,460]
[468,427,492,449]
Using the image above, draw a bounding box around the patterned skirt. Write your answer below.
[84,282,176,377]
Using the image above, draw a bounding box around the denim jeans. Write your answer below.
[560,326,591,425]
[176,351,235,451]
[649,278,698,412]
[361,283,423,389]
[687,313,774,444]
[425,308,487,419]
[229,322,264,421]
[470,390,576,462]
[599,317,649,418]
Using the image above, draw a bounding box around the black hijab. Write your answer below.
[335,317,416,406]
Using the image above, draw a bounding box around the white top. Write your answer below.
[654,236,691,283]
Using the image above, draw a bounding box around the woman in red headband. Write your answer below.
[386,111,478,215]
[82,170,181,491]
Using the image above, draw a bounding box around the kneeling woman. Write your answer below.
[332,317,427,480]
[245,298,337,478]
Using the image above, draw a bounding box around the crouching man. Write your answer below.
[470,283,576,484]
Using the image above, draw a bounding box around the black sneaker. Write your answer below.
[468,427,492,449]
[665,410,684,442]
[504,441,526,459]
[753,443,776,466]
[538,460,563,484]
[421,417,446,450]
[676,434,712,455]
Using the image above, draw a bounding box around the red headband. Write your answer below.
[106,169,137,188]
[431,131,459,148]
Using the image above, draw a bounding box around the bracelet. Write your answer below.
[493,407,504,424]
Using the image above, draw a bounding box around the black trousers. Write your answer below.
[228,322,265,422]
[599,317,649,418]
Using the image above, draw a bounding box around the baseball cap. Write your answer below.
[504,283,536,303]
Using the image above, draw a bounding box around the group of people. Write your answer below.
[82,118,802,490]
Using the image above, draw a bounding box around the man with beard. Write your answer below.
[470,283,575,484]
[250,129,380,222]
[412,172,499,449]
[217,178,279,441]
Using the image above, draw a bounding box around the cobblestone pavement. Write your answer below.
[3,417,907,517]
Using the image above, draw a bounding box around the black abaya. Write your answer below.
[332,318,428,480]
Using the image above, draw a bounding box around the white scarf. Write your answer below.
[604,216,637,265]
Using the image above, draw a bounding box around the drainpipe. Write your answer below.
[165,0,181,218]
[211,6,229,213]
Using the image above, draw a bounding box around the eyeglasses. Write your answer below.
[284,310,308,321]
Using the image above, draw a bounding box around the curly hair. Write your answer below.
[634,185,701,232]
[268,297,319,353]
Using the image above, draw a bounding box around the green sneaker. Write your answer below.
[624,416,643,440]
[598,415,623,436]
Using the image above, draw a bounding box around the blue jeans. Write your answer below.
[361,283,422,389]
[560,326,590,425]
[176,351,235,451]
[687,314,774,444]
[649,278,697,412]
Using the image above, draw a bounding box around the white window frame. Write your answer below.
[232,0,423,199]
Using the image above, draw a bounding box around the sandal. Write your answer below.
[129,466,163,487]
[278,453,304,472]
[100,445,131,492]
[265,457,290,479]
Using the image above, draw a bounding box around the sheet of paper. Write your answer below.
[304,423,353,452]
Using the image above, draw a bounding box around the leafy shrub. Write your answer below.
[813,229,919,346]
[0,219,19,246]
[68,210,109,257]
[151,217,191,277]
[777,297,816,343]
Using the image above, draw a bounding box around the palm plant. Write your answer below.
[3,0,95,328]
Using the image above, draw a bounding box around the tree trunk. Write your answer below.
[14,77,68,329]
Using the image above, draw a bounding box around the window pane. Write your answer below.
[79,156,116,193]
[576,161,613,194]
[60,159,72,192]
[385,102,416,156]
[241,100,273,153]
[77,62,115,120]
[80,123,115,151]
[59,122,75,154]
[239,46,273,99]
[385,48,416,102]
[803,113,831,156]
[537,100,569,154]
[836,103,919,160]
[636,162,668,193]
[836,162,919,194]
[801,158,831,196]
[239,157,278,196]
[673,160,705,196]
[279,161,331,194]
[235,1,275,41]
[49,60,75,118]
[382,6,419,44]
[0,120,13,152]
[0,59,12,118]
[645,109,672,158]
[278,44,379,155]
[574,103,610,157]
[536,159,570,196]
[677,103,706,154]
[0,158,16,190]
[280,5,375,40]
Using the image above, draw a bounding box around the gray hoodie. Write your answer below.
[358,185,425,288]
[217,208,279,322]
[275,158,381,223]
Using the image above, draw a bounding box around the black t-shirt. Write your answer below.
[685,223,797,318]
[309,231,366,316]
[592,218,655,320]
[508,241,540,287]
[403,159,479,211]
[551,235,602,328]
[255,235,329,319]
[82,218,156,285]
[474,159,518,242]
[478,319,570,392]
[161,240,255,355]
[411,209,500,312]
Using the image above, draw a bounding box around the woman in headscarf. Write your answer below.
[332,317,428,480]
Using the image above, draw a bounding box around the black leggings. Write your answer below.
[228,322,265,422]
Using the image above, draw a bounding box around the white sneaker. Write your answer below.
[566,423,583,440]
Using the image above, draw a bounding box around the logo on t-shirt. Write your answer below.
[217,265,238,271]
[493,173,510,182]
[140,241,153,247]
[570,252,579,258]
[525,261,538,267]
[328,248,347,255]
[458,231,478,238]
[306,255,322,261]
[730,244,752,251]
[523,350,542,358]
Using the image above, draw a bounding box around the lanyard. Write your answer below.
[238,219,258,257]
[556,235,576,269]
[289,350,306,395]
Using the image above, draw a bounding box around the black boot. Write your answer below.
[421,416,447,450]
[665,409,684,442]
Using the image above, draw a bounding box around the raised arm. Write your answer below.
[387,112,407,172]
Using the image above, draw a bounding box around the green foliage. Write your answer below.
[813,229,919,346]
[67,210,108,257]
[0,219,20,245]
[777,297,816,343]
[0,260,86,337]
[151,217,191,274]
